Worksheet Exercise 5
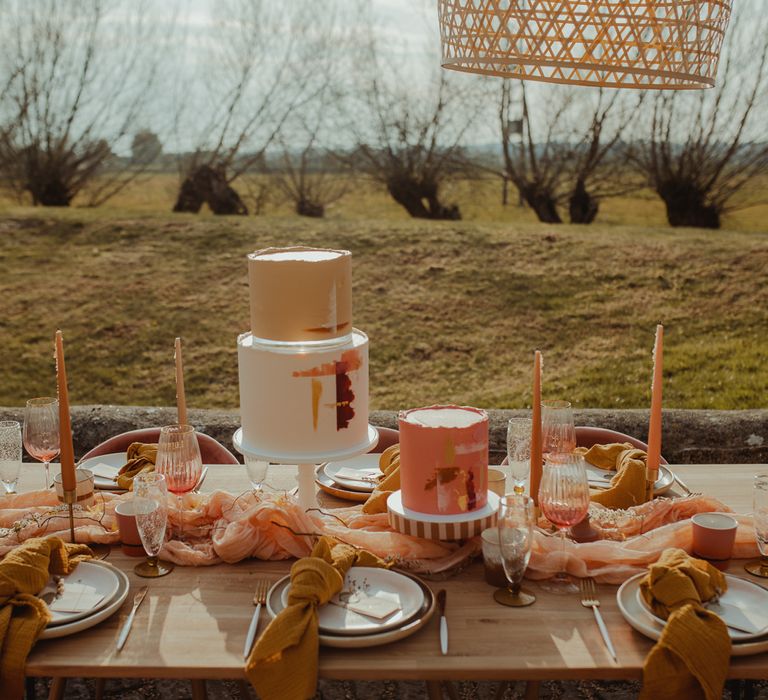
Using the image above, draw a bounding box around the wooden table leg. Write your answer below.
[524,680,540,700]
[47,678,66,700]
[425,680,443,700]
[191,679,208,700]
[94,678,106,700]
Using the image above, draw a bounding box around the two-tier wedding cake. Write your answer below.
[236,247,372,459]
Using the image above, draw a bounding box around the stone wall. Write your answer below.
[0,405,765,464]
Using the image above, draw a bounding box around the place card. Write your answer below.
[330,590,401,620]
[90,463,119,480]
[335,467,380,482]
[49,582,105,613]
[708,600,768,635]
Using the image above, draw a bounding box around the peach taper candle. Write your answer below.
[54,330,76,493]
[530,350,543,506]
[175,337,188,425]
[646,324,664,500]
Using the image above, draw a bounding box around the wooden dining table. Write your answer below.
[16,462,768,697]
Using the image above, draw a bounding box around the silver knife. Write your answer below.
[116,586,148,651]
[437,589,448,655]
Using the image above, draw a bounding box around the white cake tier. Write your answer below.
[237,329,370,458]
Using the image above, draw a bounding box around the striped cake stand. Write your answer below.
[387,491,499,541]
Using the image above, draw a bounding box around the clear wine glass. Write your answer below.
[541,400,576,457]
[0,421,22,495]
[154,424,202,538]
[506,417,532,495]
[23,397,60,489]
[494,494,536,607]
[133,472,174,578]
[244,457,269,493]
[745,474,768,578]
[538,453,590,594]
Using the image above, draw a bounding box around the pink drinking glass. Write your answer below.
[154,424,202,537]
[23,397,60,489]
[538,453,590,594]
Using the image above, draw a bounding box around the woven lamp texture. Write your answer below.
[438,0,732,89]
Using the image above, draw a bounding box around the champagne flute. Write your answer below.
[541,400,576,457]
[0,421,22,495]
[494,494,536,607]
[538,453,590,594]
[134,472,174,578]
[155,424,202,538]
[745,474,768,578]
[23,397,60,489]
[506,417,532,495]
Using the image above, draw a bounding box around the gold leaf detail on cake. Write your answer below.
[311,379,322,431]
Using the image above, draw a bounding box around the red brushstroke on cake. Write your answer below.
[335,360,355,430]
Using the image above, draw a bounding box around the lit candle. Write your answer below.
[530,350,543,506]
[646,325,664,495]
[55,330,76,492]
[175,337,187,425]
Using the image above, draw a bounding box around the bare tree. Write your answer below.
[267,7,351,218]
[0,0,166,207]
[339,8,490,221]
[171,0,323,216]
[499,82,639,224]
[631,6,768,229]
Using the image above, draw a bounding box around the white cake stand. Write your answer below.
[233,425,380,510]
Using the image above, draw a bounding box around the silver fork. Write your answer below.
[243,579,270,660]
[580,577,617,661]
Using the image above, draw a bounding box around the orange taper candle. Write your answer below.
[55,330,76,492]
[530,350,543,505]
[175,337,188,425]
[646,325,664,488]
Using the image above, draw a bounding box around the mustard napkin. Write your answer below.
[0,537,93,700]
[245,536,390,700]
[362,444,401,515]
[639,548,730,700]
[576,442,649,510]
[116,442,158,491]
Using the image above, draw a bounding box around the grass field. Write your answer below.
[0,206,766,411]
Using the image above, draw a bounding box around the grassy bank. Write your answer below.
[0,210,766,411]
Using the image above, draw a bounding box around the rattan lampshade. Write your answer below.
[438,0,732,89]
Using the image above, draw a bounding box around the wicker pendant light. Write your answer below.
[438,0,732,89]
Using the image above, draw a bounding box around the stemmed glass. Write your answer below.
[745,474,768,578]
[541,400,576,457]
[134,472,174,577]
[506,417,532,495]
[154,424,202,538]
[244,457,269,493]
[0,421,22,495]
[494,494,536,607]
[538,453,590,594]
[23,397,60,489]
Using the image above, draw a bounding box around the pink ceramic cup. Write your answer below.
[692,512,738,562]
[115,500,146,557]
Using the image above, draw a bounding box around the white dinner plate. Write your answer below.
[322,454,383,492]
[40,562,130,640]
[280,566,424,635]
[267,571,436,648]
[79,453,127,490]
[586,464,674,496]
[315,467,370,503]
[617,572,768,656]
[635,574,768,641]
[43,560,121,626]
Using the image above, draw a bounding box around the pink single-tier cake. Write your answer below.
[398,405,489,515]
